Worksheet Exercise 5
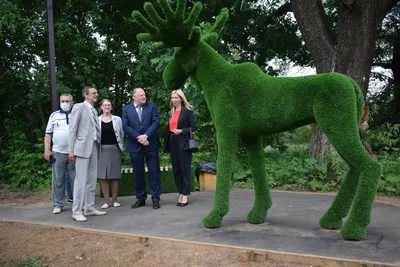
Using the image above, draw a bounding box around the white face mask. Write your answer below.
[60,103,71,112]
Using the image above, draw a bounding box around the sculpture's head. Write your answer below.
[133,0,228,90]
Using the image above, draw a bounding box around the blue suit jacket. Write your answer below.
[122,102,161,153]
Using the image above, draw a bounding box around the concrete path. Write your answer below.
[1,190,399,265]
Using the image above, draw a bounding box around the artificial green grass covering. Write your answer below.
[133,0,382,241]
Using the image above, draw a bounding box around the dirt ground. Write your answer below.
[0,184,52,205]
[0,221,313,267]
[1,185,399,267]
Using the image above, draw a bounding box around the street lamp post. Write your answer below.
[47,0,59,111]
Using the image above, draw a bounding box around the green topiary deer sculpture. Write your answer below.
[133,0,382,241]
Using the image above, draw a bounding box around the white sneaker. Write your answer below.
[53,207,62,214]
[113,202,121,207]
[84,209,106,216]
[72,214,88,222]
[101,203,110,209]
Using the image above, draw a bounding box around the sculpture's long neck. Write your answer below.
[190,41,231,109]
[196,41,230,75]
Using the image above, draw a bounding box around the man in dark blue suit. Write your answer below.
[122,88,161,209]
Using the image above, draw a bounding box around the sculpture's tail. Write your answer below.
[350,78,365,125]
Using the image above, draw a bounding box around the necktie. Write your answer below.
[91,108,101,141]
[137,105,142,123]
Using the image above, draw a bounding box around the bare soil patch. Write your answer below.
[0,185,51,205]
[0,221,311,267]
[374,195,400,206]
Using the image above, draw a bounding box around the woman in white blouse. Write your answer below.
[98,99,124,208]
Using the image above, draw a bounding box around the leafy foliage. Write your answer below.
[365,123,400,154]
[0,0,399,202]
[232,142,400,196]
[0,120,51,190]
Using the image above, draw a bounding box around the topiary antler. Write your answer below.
[132,0,203,49]
[202,7,229,47]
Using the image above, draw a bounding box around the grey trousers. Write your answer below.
[52,152,76,208]
[72,143,98,216]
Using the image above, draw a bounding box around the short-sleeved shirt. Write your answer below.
[45,110,71,154]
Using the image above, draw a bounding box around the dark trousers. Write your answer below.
[169,134,192,195]
[129,149,161,202]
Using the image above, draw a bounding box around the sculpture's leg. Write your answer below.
[319,167,360,229]
[315,101,382,240]
[203,131,238,228]
[242,136,272,224]
[340,160,381,240]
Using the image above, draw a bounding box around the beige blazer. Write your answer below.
[68,102,98,158]
[98,115,124,151]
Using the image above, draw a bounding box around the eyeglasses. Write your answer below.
[102,104,112,107]
[88,92,98,96]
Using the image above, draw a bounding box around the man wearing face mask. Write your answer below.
[44,94,76,214]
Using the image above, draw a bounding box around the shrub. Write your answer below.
[378,156,400,196]
[365,123,400,154]
[0,119,51,191]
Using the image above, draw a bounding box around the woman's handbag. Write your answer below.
[188,128,199,153]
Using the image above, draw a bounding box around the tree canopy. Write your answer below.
[0,0,398,187]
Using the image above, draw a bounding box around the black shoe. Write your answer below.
[176,202,181,206]
[153,202,161,209]
[68,198,73,203]
[131,200,145,209]
[179,201,189,207]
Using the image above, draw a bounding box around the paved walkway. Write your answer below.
[1,190,399,265]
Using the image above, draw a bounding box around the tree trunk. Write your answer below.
[392,43,400,123]
[291,0,399,161]
[290,0,336,73]
[335,1,382,94]
[36,97,47,129]
[291,0,336,161]
[22,106,38,130]
[309,124,330,161]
